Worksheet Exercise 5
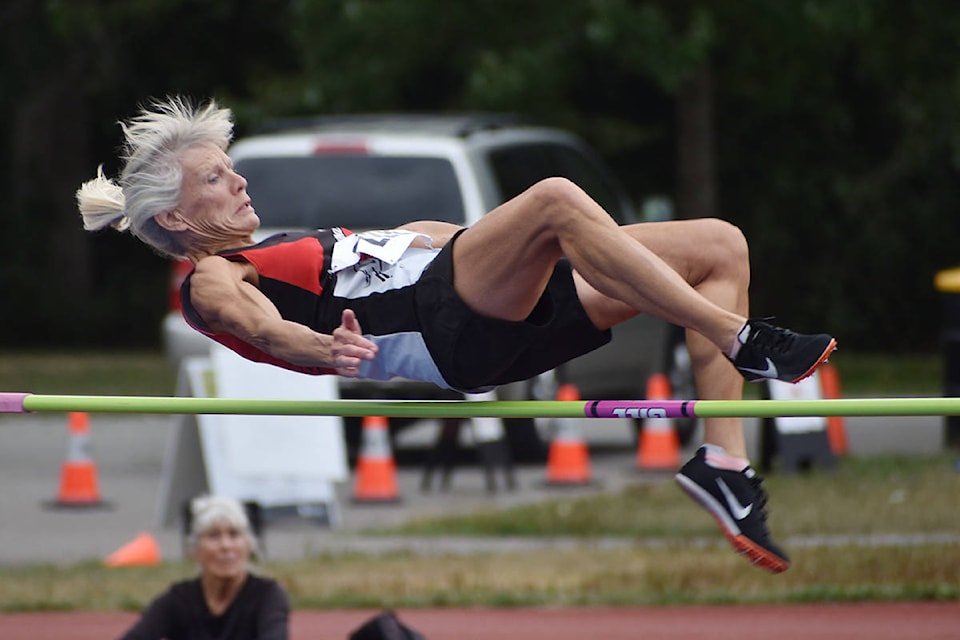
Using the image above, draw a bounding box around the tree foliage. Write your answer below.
[1,0,958,352]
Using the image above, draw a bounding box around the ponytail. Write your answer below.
[77,165,129,232]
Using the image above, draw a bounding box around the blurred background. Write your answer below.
[2,0,959,353]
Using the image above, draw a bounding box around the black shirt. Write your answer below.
[119,574,289,640]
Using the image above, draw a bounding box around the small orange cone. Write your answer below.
[352,416,400,503]
[819,363,848,456]
[637,373,681,470]
[545,384,592,485]
[104,532,161,568]
[54,412,103,507]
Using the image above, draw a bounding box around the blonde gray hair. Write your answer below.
[76,97,234,259]
[186,494,257,553]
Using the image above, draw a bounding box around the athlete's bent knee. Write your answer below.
[694,218,747,262]
[525,177,608,228]
[526,177,579,207]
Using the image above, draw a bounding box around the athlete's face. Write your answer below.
[193,519,252,580]
[176,144,260,244]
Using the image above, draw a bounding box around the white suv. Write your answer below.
[163,115,695,457]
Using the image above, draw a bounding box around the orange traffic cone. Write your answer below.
[53,412,104,507]
[352,416,400,503]
[637,373,681,471]
[104,532,161,568]
[545,384,592,485]
[819,363,848,456]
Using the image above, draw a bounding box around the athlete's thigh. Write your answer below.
[451,191,564,322]
[571,219,723,330]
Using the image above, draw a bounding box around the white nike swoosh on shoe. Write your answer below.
[738,357,778,379]
[716,478,753,520]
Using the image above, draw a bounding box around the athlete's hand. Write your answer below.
[331,309,378,377]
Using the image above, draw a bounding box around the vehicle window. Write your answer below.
[235,156,466,230]
[487,143,629,223]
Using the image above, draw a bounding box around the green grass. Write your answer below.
[391,455,960,538]
[0,349,943,397]
[831,353,943,396]
[0,455,957,612]
[0,350,176,396]
[3,542,955,612]
[0,349,944,397]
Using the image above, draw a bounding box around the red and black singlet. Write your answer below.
[180,229,350,376]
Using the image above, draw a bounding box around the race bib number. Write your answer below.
[330,229,429,273]
[332,248,439,300]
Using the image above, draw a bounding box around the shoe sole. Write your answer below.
[675,473,790,574]
[788,338,838,384]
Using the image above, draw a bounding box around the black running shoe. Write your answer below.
[729,318,836,383]
[675,447,790,573]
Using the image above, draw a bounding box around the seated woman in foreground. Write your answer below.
[118,495,288,640]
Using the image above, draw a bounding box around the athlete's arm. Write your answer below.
[188,256,377,375]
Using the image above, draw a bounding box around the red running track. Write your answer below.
[1,602,958,640]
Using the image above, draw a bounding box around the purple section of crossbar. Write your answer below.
[0,393,30,413]
[585,399,697,420]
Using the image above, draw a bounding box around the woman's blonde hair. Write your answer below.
[76,97,234,258]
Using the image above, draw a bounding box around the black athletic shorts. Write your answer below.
[415,229,612,393]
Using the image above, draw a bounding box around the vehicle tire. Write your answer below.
[502,417,548,463]
[664,325,699,446]
[494,380,549,463]
[634,325,700,447]
[343,416,364,466]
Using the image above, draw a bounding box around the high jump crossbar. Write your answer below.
[2,392,960,419]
